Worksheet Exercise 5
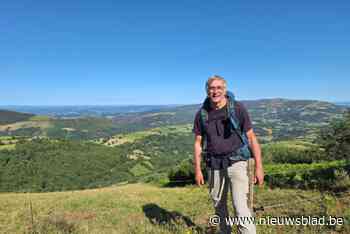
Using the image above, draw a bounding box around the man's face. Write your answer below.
[207,79,226,104]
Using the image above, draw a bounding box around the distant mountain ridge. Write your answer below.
[109,98,348,141]
[1,98,347,117]
[0,99,348,141]
[335,102,350,107]
[0,105,178,117]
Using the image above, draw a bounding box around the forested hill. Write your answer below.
[0,99,348,141]
[110,99,348,141]
[0,109,34,125]
[114,99,347,125]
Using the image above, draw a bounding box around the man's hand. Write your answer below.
[194,135,204,186]
[195,169,205,186]
[246,129,264,186]
[254,166,264,186]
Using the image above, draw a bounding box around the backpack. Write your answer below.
[199,91,252,162]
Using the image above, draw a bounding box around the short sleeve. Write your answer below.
[192,110,202,136]
[236,102,253,133]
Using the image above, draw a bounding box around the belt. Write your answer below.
[205,151,246,170]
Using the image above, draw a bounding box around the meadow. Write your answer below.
[0,183,349,234]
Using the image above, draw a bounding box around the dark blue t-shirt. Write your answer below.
[193,101,253,156]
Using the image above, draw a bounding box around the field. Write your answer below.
[29,116,52,121]
[0,183,349,234]
[94,124,192,146]
[0,136,18,151]
[0,121,51,132]
[0,144,16,150]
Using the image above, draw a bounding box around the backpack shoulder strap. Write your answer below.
[226,91,249,145]
[199,108,207,134]
[199,98,210,151]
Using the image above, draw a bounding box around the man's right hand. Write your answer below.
[195,170,205,186]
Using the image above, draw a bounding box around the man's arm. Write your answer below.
[194,134,204,186]
[246,129,264,185]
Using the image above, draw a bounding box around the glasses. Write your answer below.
[208,86,224,92]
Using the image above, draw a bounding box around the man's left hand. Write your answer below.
[254,166,264,186]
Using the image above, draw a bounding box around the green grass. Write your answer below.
[0,136,19,151]
[0,183,348,234]
[29,116,52,121]
[0,136,14,140]
[0,144,16,150]
[265,160,347,175]
[263,140,317,149]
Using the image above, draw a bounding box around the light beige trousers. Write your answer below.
[207,161,256,234]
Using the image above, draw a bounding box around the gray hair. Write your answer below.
[205,75,227,95]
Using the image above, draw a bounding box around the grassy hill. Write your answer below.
[0,183,348,234]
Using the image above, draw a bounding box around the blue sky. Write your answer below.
[1,0,349,105]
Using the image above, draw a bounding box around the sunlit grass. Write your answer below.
[0,144,16,150]
[29,116,52,121]
[0,183,348,233]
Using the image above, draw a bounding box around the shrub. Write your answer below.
[319,111,350,161]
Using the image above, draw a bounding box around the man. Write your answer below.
[193,75,264,234]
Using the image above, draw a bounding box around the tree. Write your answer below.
[319,111,350,161]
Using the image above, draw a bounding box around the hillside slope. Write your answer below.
[0,109,34,125]
[0,125,194,192]
[0,183,348,234]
